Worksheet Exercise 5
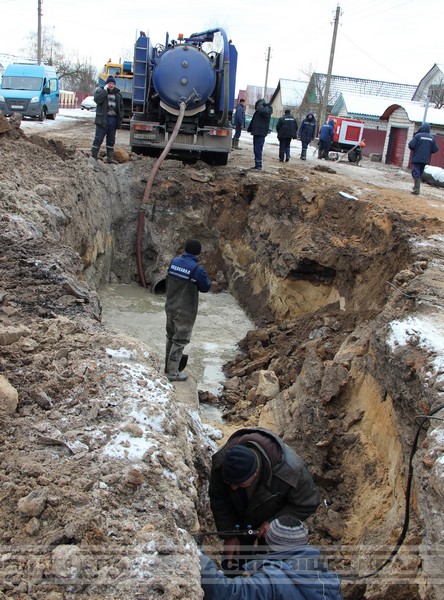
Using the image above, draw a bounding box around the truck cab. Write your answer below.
[0,63,60,121]
[98,61,133,127]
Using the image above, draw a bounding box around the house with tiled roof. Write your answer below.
[412,64,444,105]
[331,92,444,169]
[269,79,308,116]
[300,73,417,121]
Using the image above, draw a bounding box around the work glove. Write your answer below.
[104,84,109,91]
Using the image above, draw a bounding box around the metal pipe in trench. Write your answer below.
[136,102,186,288]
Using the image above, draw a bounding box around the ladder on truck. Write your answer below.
[132,35,152,114]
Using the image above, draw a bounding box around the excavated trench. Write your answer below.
[94,161,441,598]
[1,130,444,599]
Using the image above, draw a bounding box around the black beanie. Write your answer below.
[222,446,258,484]
[184,239,201,255]
[105,76,116,84]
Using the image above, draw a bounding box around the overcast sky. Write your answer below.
[1,0,443,92]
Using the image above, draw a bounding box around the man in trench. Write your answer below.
[208,427,320,574]
[164,239,211,382]
[199,515,343,599]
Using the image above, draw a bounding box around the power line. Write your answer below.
[342,0,393,20]
[319,4,341,127]
[338,30,403,78]
[343,0,416,24]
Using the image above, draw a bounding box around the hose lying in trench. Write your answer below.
[343,402,444,580]
[136,101,186,288]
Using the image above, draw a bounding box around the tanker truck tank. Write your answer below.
[153,44,216,112]
[130,28,238,166]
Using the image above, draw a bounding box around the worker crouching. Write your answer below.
[200,514,343,599]
[208,427,320,574]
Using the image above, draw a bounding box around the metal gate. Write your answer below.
[362,128,386,157]
[430,134,444,168]
[386,127,408,167]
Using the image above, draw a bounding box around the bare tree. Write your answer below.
[22,27,97,93]
[298,66,336,124]
[429,78,444,109]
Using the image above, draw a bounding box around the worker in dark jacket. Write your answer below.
[247,99,273,170]
[232,99,246,149]
[299,112,316,160]
[209,428,320,572]
[165,239,211,382]
[200,515,343,600]
[276,109,298,162]
[318,119,335,159]
[91,76,124,164]
[408,122,439,195]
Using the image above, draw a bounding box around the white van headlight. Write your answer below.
[0,95,5,102]
[30,96,40,103]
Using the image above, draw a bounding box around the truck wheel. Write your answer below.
[38,108,46,122]
[201,151,229,166]
[47,112,56,120]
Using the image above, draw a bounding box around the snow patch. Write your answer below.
[387,315,444,374]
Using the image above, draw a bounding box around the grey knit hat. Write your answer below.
[265,516,309,551]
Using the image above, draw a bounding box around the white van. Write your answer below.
[0,63,60,121]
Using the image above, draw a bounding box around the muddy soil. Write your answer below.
[1,112,444,600]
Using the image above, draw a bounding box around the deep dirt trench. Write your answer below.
[1,120,444,599]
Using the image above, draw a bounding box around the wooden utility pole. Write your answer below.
[319,4,341,127]
[264,46,271,100]
[37,0,43,64]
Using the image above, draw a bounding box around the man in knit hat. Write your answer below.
[199,514,343,599]
[209,427,320,571]
[164,239,211,382]
[90,75,124,164]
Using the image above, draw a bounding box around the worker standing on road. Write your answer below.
[318,119,335,160]
[299,112,316,160]
[90,75,124,164]
[164,240,211,382]
[408,123,438,195]
[208,427,320,574]
[232,98,246,150]
[247,99,273,170]
[200,515,343,599]
[276,109,298,162]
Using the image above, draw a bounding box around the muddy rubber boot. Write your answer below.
[300,149,307,160]
[411,179,420,195]
[90,147,99,159]
[233,139,240,150]
[318,148,322,159]
[167,372,188,382]
[166,356,188,381]
[106,148,118,164]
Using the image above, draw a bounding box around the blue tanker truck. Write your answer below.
[130,28,238,165]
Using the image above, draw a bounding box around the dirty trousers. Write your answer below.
[165,311,194,373]
[92,115,117,152]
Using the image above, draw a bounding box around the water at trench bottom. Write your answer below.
[99,283,255,421]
